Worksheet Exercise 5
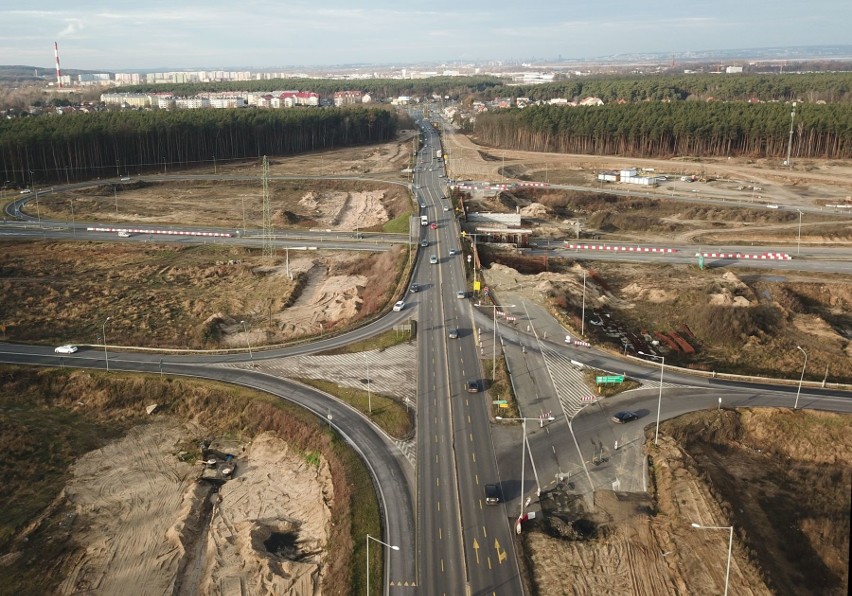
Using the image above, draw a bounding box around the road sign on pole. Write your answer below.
[492,400,508,405]
[595,375,625,384]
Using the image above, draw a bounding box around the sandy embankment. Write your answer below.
[58,421,332,595]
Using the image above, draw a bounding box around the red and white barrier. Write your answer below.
[87,227,233,238]
[565,243,677,254]
[517,182,549,188]
[697,252,792,260]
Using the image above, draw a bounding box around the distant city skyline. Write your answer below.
[1,1,849,71]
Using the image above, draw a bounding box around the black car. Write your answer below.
[467,380,479,393]
[611,411,639,424]
[420,240,429,247]
[410,284,419,293]
[448,327,459,339]
[484,483,501,505]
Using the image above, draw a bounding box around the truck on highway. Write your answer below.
[420,215,428,226]
[435,150,442,160]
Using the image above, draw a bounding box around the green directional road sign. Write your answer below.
[595,375,625,384]
[492,400,508,405]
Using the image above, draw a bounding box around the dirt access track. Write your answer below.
[445,126,852,210]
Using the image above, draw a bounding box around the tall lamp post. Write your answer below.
[365,353,372,413]
[691,523,734,596]
[365,534,399,596]
[638,351,665,445]
[102,316,112,372]
[475,302,516,382]
[496,415,554,533]
[794,345,807,410]
[240,320,254,366]
[796,209,803,256]
[580,269,587,337]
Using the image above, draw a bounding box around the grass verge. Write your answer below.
[382,211,413,234]
[483,356,519,419]
[297,378,414,440]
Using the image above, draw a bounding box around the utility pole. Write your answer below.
[785,101,797,168]
[261,156,274,258]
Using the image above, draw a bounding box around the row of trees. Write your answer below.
[483,73,852,104]
[0,106,398,186]
[116,76,503,101]
[473,102,852,158]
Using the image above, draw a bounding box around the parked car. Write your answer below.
[611,411,639,424]
[393,300,405,312]
[19,189,31,194]
[466,380,479,393]
[54,345,78,354]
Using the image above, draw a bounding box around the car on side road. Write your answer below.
[393,300,405,312]
[611,411,639,424]
[54,345,78,354]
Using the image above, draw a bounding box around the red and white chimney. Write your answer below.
[54,41,62,88]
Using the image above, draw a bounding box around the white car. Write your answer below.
[393,300,405,312]
[117,231,131,238]
[429,255,438,264]
[54,345,78,354]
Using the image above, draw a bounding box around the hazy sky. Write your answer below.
[1,1,848,71]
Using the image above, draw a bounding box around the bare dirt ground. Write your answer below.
[0,241,406,349]
[481,258,852,382]
[446,128,852,210]
[57,422,331,595]
[36,133,416,230]
[523,408,851,596]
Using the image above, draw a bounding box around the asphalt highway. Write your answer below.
[4,118,852,594]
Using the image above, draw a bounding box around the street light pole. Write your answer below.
[794,345,807,410]
[496,415,554,531]
[240,320,254,365]
[366,353,372,414]
[366,534,399,596]
[691,523,734,596]
[639,351,665,445]
[581,269,587,337]
[796,209,803,256]
[475,303,516,382]
[102,316,112,371]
